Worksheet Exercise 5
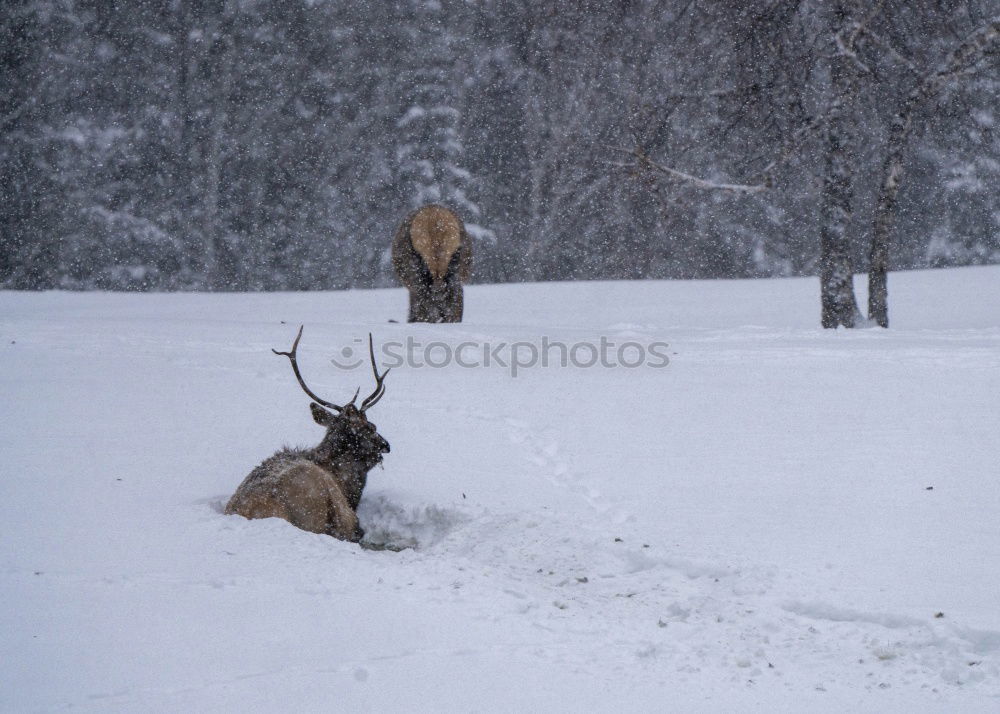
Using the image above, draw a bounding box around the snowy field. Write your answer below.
[2,266,999,712]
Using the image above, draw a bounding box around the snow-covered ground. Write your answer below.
[2,266,999,712]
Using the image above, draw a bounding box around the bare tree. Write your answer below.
[819,2,868,328]
[868,17,999,327]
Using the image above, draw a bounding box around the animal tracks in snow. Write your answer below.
[363,408,1000,694]
[503,415,632,525]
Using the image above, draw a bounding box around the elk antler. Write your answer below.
[273,326,349,412]
[360,333,390,413]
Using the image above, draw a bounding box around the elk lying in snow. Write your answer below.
[225,327,390,542]
[392,204,473,323]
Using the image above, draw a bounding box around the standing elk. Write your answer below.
[225,327,390,542]
[391,204,473,323]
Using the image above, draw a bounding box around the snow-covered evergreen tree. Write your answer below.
[2,0,996,292]
[395,0,480,222]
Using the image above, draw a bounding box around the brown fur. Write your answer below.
[391,204,472,323]
[409,205,462,282]
[225,402,389,542]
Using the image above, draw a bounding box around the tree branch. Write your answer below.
[607,145,769,193]
[924,17,1000,92]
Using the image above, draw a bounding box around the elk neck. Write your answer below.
[306,434,374,510]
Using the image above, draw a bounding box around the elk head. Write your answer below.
[273,326,390,471]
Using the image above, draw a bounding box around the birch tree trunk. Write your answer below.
[869,18,999,327]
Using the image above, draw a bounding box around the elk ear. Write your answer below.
[310,402,336,427]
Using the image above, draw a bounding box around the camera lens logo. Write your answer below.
[330,340,364,370]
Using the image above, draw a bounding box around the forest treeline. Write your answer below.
[2,0,997,292]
